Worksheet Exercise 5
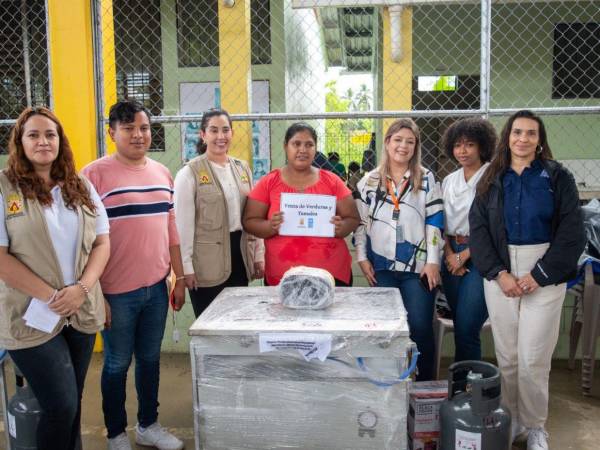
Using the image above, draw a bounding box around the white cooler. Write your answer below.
[189,286,414,450]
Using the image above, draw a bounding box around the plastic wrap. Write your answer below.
[189,286,415,450]
[278,266,335,310]
[583,199,600,260]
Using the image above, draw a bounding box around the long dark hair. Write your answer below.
[197,108,232,155]
[477,110,554,196]
[6,107,96,211]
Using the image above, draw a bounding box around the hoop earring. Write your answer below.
[537,145,543,155]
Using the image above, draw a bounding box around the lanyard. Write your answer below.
[387,178,409,217]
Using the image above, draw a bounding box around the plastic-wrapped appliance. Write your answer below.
[189,286,415,450]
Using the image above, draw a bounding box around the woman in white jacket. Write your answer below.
[354,118,443,381]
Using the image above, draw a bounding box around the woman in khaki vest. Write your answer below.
[174,109,264,317]
[0,107,110,450]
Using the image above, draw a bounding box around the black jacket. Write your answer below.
[469,159,585,286]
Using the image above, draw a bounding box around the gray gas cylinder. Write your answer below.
[7,366,41,450]
[439,360,511,450]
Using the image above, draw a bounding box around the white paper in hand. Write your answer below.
[23,298,61,333]
[279,193,336,237]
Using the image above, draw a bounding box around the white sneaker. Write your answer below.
[135,422,184,450]
[527,427,549,450]
[107,432,132,450]
[511,419,527,442]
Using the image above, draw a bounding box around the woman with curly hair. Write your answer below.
[440,117,496,364]
[0,107,110,450]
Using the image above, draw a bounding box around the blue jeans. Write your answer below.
[9,326,95,450]
[375,270,435,381]
[441,241,488,362]
[101,279,168,438]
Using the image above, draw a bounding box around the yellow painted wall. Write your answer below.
[382,7,413,131]
[47,0,97,169]
[47,1,116,352]
[101,0,118,155]
[218,0,253,163]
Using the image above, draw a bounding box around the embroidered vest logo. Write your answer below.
[6,192,24,218]
[198,170,211,184]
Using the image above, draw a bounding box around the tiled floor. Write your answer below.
[1,354,599,449]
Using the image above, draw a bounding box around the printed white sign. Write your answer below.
[279,193,336,237]
[259,333,332,361]
[455,429,481,450]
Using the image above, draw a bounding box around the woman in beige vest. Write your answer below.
[0,107,110,450]
[174,109,264,317]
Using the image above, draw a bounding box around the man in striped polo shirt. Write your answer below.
[82,101,185,450]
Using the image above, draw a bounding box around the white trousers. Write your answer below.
[484,243,566,428]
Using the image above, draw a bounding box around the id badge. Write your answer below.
[392,209,399,220]
[396,223,404,243]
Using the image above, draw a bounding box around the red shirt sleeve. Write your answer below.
[248,170,276,205]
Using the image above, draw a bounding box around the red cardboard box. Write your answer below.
[408,381,448,450]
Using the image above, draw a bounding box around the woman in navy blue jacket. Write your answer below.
[469,110,585,450]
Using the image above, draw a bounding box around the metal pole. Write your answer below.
[143,105,600,124]
[21,0,32,107]
[91,0,106,157]
[480,0,491,116]
[44,0,53,109]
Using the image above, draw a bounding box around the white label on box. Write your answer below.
[455,429,481,450]
[8,412,16,438]
[259,333,332,361]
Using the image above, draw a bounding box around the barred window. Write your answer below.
[113,0,165,152]
[176,0,219,68]
[0,0,50,154]
[251,0,272,65]
[552,22,600,99]
[176,0,271,68]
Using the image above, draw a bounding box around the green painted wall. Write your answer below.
[412,1,600,160]
[154,0,287,178]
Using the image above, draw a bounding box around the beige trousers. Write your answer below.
[484,243,566,428]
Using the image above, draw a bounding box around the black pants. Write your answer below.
[9,326,96,450]
[189,230,249,317]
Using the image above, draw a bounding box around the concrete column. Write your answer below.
[47,0,97,168]
[100,0,118,155]
[218,0,253,163]
[382,6,413,132]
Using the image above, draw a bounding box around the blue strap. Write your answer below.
[356,347,420,388]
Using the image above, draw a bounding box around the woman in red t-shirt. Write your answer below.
[243,122,360,285]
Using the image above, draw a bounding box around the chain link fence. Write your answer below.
[0,0,598,195]
[0,0,50,154]
[91,0,600,195]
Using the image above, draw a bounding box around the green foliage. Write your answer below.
[324,80,373,169]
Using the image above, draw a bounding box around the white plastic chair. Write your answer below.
[433,315,492,380]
